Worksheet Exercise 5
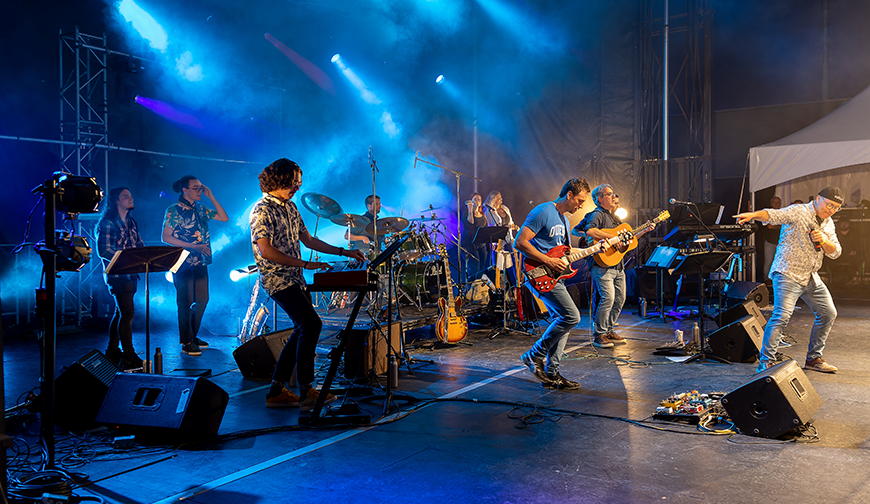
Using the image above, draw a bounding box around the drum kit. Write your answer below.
[301,192,448,310]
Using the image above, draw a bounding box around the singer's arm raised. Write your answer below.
[734,210,770,225]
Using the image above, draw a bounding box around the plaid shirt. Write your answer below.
[764,202,841,285]
[96,213,145,283]
[250,194,308,295]
[163,196,218,267]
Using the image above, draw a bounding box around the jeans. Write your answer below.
[270,284,322,386]
[591,265,625,337]
[760,271,837,364]
[107,278,137,355]
[525,281,580,377]
[174,265,209,344]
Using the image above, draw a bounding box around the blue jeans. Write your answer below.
[525,281,580,377]
[760,271,837,364]
[591,265,625,337]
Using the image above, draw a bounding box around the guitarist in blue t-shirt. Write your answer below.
[514,178,591,391]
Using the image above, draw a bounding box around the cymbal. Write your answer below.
[301,193,342,218]
[409,216,444,222]
[329,213,371,228]
[365,216,410,235]
[414,206,443,213]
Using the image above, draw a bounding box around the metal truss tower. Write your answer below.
[58,27,110,325]
[637,0,713,211]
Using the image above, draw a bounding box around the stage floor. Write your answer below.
[4,299,870,503]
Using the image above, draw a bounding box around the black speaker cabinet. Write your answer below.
[717,299,767,328]
[707,315,764,363]
[233,329,293,380]
[55,349,121,432]
[344,322,402,378]
[721,360,823,438]
[96,374,228,437]
[726,281,770,309]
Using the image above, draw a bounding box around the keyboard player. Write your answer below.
[250,158,366,411]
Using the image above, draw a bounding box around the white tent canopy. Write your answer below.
[749,85,870,193]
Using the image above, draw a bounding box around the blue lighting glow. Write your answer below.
[175,50,204,82]
[475,0,566,54]
[436,75,445,84]
[117,0,169,51]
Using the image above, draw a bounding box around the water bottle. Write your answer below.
[692,322,700,344]
[153,347,163,375]
[640,298,647,317]
[389,355,399,389]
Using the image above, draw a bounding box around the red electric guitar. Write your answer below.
[523,231,632,293]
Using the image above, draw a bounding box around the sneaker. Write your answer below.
[105,348,122,365]
[121,353,144,370]
[606,331,627,345]
[778,339,792,348]
[194,337,209,349]
[805,357,838,374]
[774,352,792,363]
[299,387,338,412]
[521,352,552,384]
[592,335,614,348]
[756,360,775,373]
[542,373,581,391]
[265,387,301,408]
[181,342,202,356]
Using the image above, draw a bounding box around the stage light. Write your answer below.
[117,0,168,51]
[164,271,174,283]
[436,75,445,84]
[230,265,258,282]
[331,54,341,63]
[55,173,103,215]
[614,207,628,220]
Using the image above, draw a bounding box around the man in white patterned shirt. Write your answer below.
[250,158,365,411]
[735,186,843,374]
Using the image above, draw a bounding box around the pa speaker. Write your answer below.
[96,374,228,437]
[55,349,120,432]
[233,329,293,380]
[707,315,764,363]
[726,281,769,309]
[717,299,766,328]
[344,322,402,378]
[721,360,823,438]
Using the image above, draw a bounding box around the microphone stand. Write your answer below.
[414,151,481,292]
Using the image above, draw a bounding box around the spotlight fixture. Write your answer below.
[614,207,628,220]
[34,231,92,272]
[230,264,258,282]
[331,54,341,63]
[435,75,444,84]
[55,172,103,215]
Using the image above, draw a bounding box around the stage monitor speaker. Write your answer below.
[55,349,121,432]
[717,299,767,328]
[726,281,769,309]
[96,374,228,437]
[721,360,823,438]
[638,268,677,300]
[707,315,764,363]
[233,329,293,380]
[344,322,402,379]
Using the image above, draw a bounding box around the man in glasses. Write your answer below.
[735,186,844,374]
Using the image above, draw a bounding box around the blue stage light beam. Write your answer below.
[475,0,566,54]
[331,54,381,105]
[134,96,204,128]
[117,0,168,51]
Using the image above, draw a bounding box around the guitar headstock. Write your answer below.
[655,210,670,223]
[437,243,447,257]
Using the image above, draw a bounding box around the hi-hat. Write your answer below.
[329,213,371,228]
[365,216,410,235]
[301,193,342,218]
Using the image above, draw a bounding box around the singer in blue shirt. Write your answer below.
[735,186,843,374]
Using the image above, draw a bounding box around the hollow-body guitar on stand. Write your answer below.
[435,244,468,343]
[593,210,670,268]
[524,232,632,293]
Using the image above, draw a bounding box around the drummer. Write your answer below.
[346,194,385,252]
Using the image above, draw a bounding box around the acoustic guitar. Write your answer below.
[592,210,670,268]
[523,232,631,293]
[435,244,468,343]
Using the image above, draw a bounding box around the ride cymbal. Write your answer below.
[301,193,342,218]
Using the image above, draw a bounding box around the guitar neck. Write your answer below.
[565,235,622,262]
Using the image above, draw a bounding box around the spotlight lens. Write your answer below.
[436,75,444,84]
[230,270,245,282]
[164,271,174,284]
[331,54,340,63]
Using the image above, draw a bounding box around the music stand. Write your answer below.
[669,250,733,365]
[105,246,188,373]
[641,246,681,321]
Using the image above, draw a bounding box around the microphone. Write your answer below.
[669,198,692,206]
[808,226,822,251]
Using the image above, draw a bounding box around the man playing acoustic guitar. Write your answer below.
[515,178,591,391]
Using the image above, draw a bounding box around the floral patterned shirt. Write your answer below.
[764,202,841,285]
[250,194,308,295]
[96,213,145,283]
[163,196,218,267]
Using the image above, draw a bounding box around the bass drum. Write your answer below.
[397,261,446,305]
